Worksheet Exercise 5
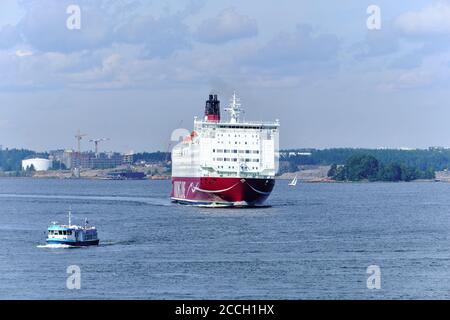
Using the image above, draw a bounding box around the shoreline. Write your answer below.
[0,164,444,183]
[0,175,438,183]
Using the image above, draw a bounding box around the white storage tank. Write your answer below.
[22,158,52,171]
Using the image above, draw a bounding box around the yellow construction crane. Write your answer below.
[74,130,87,155]
[89,138,110,157]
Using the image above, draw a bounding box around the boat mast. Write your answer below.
[68,207,72,226]
[224,92,243,124]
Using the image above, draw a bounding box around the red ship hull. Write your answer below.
[171,177,275,206]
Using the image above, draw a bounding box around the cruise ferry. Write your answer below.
[171,93,279,207]
[46,210,99,246]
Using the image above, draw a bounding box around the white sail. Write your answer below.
[289,175,297,186]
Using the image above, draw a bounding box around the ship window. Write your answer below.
[253,150,259,154]
[232,158,237,162]
[245,150,250,154]
[224,150,229,153]
[213,149,216,152]
[232,149,237,153]
[224,158,230,161]
[58,231,62,235]
[68,231,72,235]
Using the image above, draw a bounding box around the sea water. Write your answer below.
[0,178,450,299]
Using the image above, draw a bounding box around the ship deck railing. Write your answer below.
[195,119,279,128]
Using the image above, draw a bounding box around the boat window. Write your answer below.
[58,231,62,235]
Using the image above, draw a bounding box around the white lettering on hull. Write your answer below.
[173,181,186,199]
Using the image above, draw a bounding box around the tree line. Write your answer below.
[282,148,450,171]
[0,149,37,171]
[326,155,435,182]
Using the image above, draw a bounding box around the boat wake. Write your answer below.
[0,193,171,206]
[37,244,80,249]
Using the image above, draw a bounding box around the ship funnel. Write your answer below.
[205,94,220,122]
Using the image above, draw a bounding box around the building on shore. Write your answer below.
[49,150,133,170]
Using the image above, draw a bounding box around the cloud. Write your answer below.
[16,0,114,53]
[15,49,33,57]
[388,52,423,69]
[244,24,339,75]
[395,2,450,36]
[257,25,339,63]
[380,70,434,91]
[115,13,191,57]
[195,7,257,44]
[350,2,450,76]
[352,23,400,59]
[379,50,450,91]
[0,0,194,57]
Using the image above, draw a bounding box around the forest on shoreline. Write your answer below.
[280,148,444,181]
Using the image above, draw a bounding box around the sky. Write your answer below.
[1,0,450,152]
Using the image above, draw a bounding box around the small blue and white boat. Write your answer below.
[46,209,99,247]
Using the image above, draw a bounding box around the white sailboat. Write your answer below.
[288,175,298,186]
